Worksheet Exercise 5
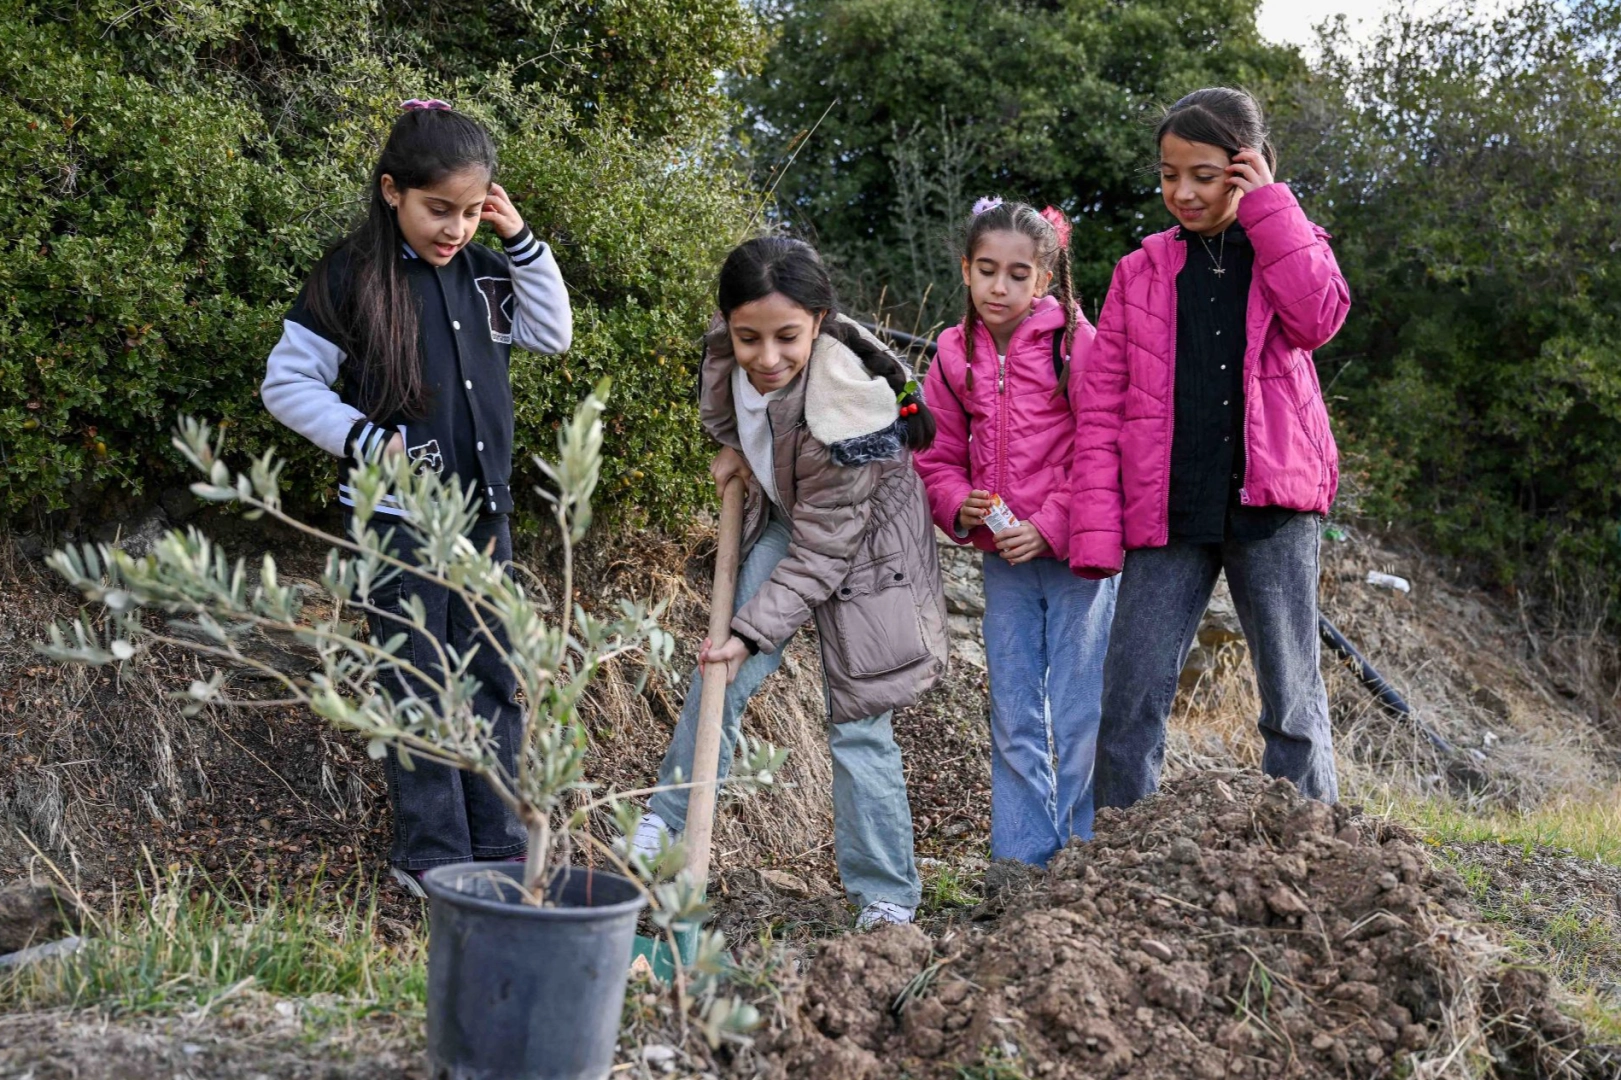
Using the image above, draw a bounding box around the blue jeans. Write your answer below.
[982,553,1117,864]
[1095,512,1339,809]
[651,510,921,910]
[364,516,528,870]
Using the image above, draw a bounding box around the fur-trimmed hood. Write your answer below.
[695,311,948,723]
[805,333,903,463]
[700,313,907,467]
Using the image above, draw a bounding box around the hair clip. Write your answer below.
[896,380,922,417]
[401,98,453,112]
[971,196,1003,216]
[1040,205,1072,248]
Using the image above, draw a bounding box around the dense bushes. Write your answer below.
[0,0,762,525]
[737,0,1300,324]
[1281,0,1621,603]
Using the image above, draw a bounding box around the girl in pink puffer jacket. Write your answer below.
[914,200,1117,865]
[1071,88,1348,811]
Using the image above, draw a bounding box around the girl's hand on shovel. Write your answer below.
[699,635,750,684]
[709,446,753,497]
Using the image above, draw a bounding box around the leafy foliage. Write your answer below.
[41,388,784,886]
[0,0,762,524]
[1281,0,1621,602]
[38,388,783,1038]
[738,0,1300,325]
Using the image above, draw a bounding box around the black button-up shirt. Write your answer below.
[1168,222,1297,544]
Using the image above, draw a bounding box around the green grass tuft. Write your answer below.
[920,862,982,916]
[1385,788,1621,866]
[0,865,425,1018]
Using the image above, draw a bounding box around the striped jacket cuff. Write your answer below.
[346,419,397,463]
[502,227,545,267]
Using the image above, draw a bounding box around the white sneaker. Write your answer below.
[390,866,427,899]
[856,900,916,929]
[628,811,678,864]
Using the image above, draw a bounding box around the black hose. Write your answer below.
[1319,615,1456,756]
[857,320,937,359]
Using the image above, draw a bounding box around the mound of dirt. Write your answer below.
[760,771,1601,1079]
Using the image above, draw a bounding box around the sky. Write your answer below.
[1256,0,1504,49]
[1256,0,1380,48]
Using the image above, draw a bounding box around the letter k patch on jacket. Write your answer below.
[475,276,516,344]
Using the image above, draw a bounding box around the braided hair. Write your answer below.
[960,200,1078,390]
[717,237,936,450]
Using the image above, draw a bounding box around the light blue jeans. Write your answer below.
[981,552,1117,864]
[651,509,921,910]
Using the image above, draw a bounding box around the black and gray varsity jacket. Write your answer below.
[260,227,571,517]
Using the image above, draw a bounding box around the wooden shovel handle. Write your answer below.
[681,475,746,887]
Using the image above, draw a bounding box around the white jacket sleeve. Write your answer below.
[260,319,369,458]
[501,227,573,355]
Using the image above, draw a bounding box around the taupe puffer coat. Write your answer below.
[700,317,949,723]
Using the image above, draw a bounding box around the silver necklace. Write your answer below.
[1197,229,1227,277]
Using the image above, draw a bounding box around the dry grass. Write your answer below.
[1165,528,1619,817]
[563,525,839,885]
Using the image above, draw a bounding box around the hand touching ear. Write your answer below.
[1226,148,1275,194]
[480,182,526,240]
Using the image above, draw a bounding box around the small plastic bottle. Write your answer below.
[983,494,1020,534]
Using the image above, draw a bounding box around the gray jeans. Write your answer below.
[651,510,921,910]
[1095,512,1338,809]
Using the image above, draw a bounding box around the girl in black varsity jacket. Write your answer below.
[260,101,571,894]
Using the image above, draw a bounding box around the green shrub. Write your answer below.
[1281,0,1621,607]
[735,0,1301,325]
[0,0,762,526]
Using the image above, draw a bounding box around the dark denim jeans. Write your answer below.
[364,515,527,870]
[1095,512,1338,809]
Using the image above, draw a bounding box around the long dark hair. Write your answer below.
[305,106,498,421]
[959,200,1077,392]
[716,237,935,450]
[1155,87,1278,173]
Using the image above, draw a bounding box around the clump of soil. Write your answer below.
[760,771,1600,1079]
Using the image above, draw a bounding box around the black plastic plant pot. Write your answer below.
[421,863,648,1080]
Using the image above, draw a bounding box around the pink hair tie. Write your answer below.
[1040,205,1072,248]
[971,195,1003,216]
[401,98,453,112]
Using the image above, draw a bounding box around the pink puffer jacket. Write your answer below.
[1069,184,1349,578]
[914,296,1095,561]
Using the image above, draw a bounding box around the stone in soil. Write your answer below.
[757,771,1599,1079]
[0,880,84,955]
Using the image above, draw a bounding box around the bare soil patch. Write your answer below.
[0,1002,426,1079]
[757,771,1616,1079]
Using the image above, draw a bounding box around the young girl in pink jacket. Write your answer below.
[1071,88,1348,809]
[914,200,1117,864]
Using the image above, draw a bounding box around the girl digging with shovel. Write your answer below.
[630,236,948,929]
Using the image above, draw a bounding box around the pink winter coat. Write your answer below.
[914,295,1095,561]
[1069,184,1349,578]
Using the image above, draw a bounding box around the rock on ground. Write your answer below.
[0,881,83,955]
